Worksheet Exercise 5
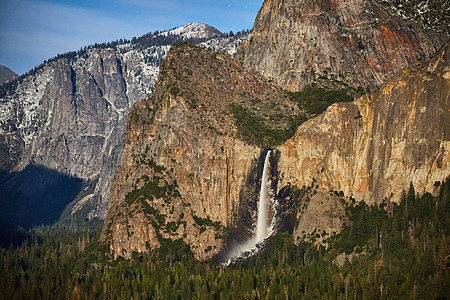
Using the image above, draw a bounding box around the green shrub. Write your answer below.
[288,86,353,116]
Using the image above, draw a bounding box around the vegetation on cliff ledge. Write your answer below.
[229,102,306,148]
[287,85,354,116]
[228,84,357,148]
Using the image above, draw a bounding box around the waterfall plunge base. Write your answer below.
[223,150,277,265]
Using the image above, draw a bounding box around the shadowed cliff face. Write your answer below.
[277,42,450,209]
[0,50,153,223]
[237,0,448,92]
[0,55,129,221]
[103,43,302,260]
[0,164,83,230]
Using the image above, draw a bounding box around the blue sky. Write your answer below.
[0,0,263,75]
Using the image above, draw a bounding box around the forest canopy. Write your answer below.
[0,179,448,298]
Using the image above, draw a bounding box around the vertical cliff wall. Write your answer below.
[277,42,450,207]
[237,0,448,92]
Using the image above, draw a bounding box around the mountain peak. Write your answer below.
[161,22,224,40]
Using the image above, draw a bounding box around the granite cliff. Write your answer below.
[237,0,448,92]
[105,40,449,259]
[103,43,302,259]
[277,42,450,241]
[102,1,450,257]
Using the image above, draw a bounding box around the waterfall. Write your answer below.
[255,150,272,243]
[224,150,275,264]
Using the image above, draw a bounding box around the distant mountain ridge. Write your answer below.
[0,22,250,225]
[0,66,18,85]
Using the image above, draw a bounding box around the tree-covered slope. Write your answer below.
[1,178,448,298]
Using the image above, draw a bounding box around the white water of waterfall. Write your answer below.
[255,150,272,242]
[224,150,274,265]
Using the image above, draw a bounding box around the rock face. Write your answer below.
[291,184,349,246]
[103,43,301,260]
[0,66,18,85]
[378,0,450,33]
[237,0,448,92]
[277,42,450,208]
[0,23,248,220]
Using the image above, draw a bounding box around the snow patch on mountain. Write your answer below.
[160,22,224,40]
[0,64,54,155]
[376,0,450,33]
[200,33,250,56]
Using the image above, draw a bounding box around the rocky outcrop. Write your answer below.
[0,23,248,220]
[237,0,448,92]
[291,184,349,246]
[103,43,301,259]
[277,42,450,207]
[0,66,18,85]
